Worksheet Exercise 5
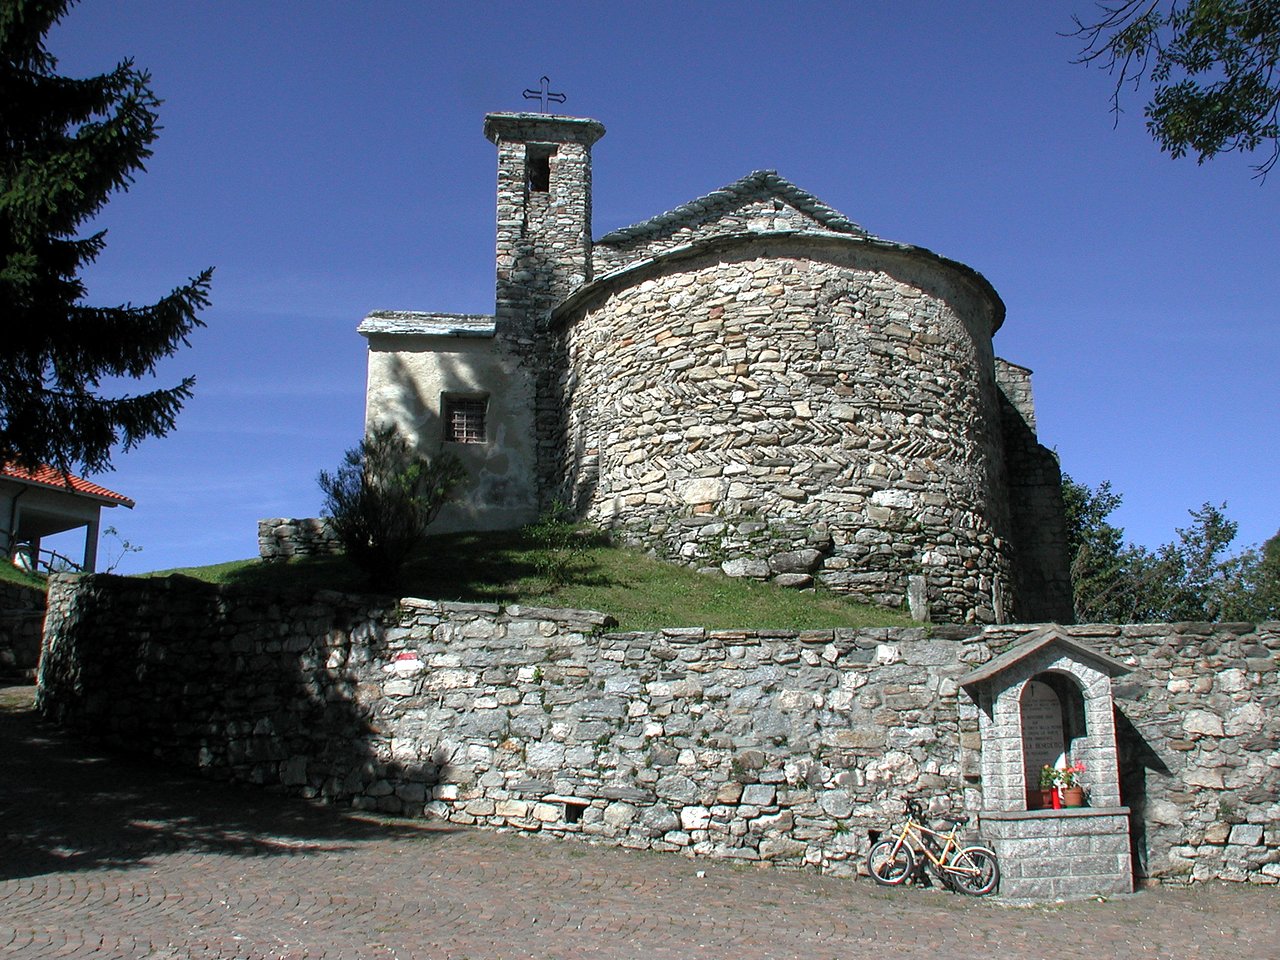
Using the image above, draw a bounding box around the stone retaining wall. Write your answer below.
[0,579,45,678]
[36,573,1280,889]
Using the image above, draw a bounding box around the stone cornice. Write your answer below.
[358,311,496,338]
[483,112,606,146]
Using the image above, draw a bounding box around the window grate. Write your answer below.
[445,397,487,444]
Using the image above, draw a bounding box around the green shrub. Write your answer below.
[318,427,464,588]
[524,502,591,590]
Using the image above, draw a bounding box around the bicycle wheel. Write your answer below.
[947,845,999,895]
[867,838,916,885]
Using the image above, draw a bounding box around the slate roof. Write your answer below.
[552,230,1007,336]
[358,311,496,338]
[0,463,135,508]
[596,170,867,247]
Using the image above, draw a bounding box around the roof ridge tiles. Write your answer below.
[597,170,865,246]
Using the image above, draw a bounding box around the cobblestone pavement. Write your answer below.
[2,682,1276,959]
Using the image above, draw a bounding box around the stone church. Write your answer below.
[359,112,1071,624]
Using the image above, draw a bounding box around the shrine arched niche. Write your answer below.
[1019,671,1086,806]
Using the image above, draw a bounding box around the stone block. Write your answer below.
[741,784,776,807]
[677,478,727,505]
[656,775,699,804]
[722,558,770,579]
[1183,710,1225,737]
[279,757,307,786]
[769,549,824,574]
[640,805,680,837]
[758,837,807,861]
[773,573,814,589]
[680,806,712,830]
[494,799,528,819]
[603,802,637,827]
[1228,823,1265,847]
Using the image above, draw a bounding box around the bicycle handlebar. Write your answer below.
[901,796,969,826]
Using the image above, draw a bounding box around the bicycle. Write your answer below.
[866,797,1000,896]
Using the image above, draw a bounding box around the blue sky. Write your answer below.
[40,0,1278,574]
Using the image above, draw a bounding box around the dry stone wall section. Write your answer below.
[36,574,1280,887]
[0,580,45,679]
[552,239,1015,624]
[258,517,344,561]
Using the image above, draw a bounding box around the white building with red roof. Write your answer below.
[0,463,134,573]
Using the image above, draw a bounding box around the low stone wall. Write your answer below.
[36,573,1280,889]
[257,518,343,561]
[0,579,46,678]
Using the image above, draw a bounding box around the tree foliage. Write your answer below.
[318,427,465,589]
[1063,473,1279,622]
[1,0,213,473]
[1071,0,1280,178]
[1062,476,1129,614]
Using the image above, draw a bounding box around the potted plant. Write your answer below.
[1033,765,1057,809]
[1057,759,1087,807]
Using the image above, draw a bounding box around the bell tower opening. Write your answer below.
[526,144,554,193]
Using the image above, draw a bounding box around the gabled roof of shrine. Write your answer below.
[596,170,867,247]
[957,625,1132,689]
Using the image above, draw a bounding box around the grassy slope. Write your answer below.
[0,562,45,590]
[151,529,915,632]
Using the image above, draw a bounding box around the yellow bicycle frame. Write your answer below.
[891,817,965,872]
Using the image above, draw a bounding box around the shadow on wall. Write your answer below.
[379,345,544,531]
[378,350,443,450]
[997,392,1074,624]
[541,325,598,522]
[31,575,452,881]
[0,580,47,679]
[1115,707,1173,880]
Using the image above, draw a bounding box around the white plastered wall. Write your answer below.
[363,334,539,532]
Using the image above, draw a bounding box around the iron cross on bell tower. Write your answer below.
[522,76,566,114]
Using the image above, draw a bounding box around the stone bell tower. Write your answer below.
[483,113,606,349]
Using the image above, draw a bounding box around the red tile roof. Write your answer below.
[0,463,135,508]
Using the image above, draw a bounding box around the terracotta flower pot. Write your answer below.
[1062,786,1086,807]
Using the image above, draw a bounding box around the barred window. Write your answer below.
[445,397,487,444]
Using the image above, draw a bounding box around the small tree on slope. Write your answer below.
[318,427,465,590]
